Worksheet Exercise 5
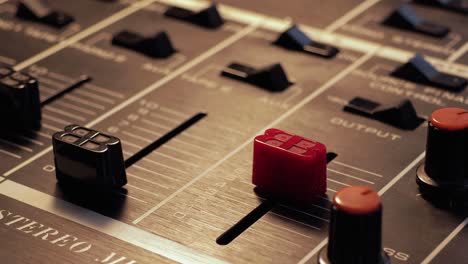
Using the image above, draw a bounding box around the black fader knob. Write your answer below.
[16,0,74,28]
[382,4,450,38]
[391,54,466,92]
[52,125,127,189]
[417,108,468,194]
[221,62,293,92]
[319,186,390,264]
[112,30,176,58]
[273,25,339,58]
[344,97,424,130]
[0,67,41,133]
[164,4,224,29]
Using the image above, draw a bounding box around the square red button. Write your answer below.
[252,128,327,202]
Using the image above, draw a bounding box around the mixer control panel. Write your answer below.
[0,0,467,263]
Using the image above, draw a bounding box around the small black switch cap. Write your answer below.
[16,0,74,28]
[273,25,339,58]
[392,54,466,92]
[112,30,176,58]
[382,4,450,38]
[221,62,293,92]
[165,4,224,29]
[345,97,424,130]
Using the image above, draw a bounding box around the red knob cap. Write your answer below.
[430,107,468,131]
[333,186,381,215]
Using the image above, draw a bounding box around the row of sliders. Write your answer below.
[49,106,466,263]
[221,49,466,95]
[16,1,465,90]
[13,0,224,30]
[13,0,467,31]
[1,48,464,133]
[2,0,466,132]
[10,0,467,93]
[111,4,225,58]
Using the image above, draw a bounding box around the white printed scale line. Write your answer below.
[420,217,468,264]
[324,0,381,32]
[447,43,468,62]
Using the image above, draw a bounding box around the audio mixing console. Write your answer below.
[0,0,467,263]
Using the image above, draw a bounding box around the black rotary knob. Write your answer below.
[318,186,390,264]
[417,107,468,193]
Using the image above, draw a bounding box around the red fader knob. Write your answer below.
[252,128,327,202]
